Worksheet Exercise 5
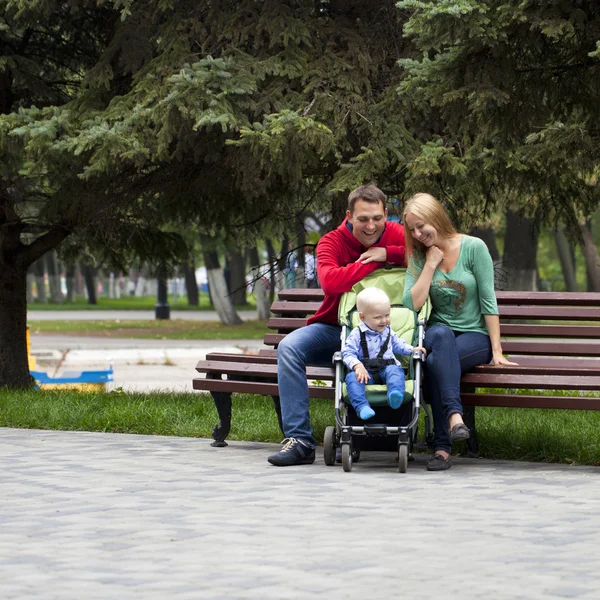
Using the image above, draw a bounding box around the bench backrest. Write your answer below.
[266,289,600,367]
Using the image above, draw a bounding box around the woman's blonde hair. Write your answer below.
[403,193,457,257]
[402,193,457,277]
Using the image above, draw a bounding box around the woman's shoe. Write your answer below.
[449,423,470,442]
[427,453,452,471]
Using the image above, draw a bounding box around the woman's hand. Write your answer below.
[425,245,444,268]
[492,352,519,366]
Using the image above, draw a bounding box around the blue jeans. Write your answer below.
[345,365,406,413]
[423,325,492,452]
[277,323,342,447]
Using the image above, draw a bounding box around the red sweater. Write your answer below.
[307,219,406,326]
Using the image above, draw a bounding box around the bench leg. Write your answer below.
[271,395,284,436]
[462,404,479,458]
[210,391,232,447]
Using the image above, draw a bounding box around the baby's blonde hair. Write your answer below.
[356,287,391,314]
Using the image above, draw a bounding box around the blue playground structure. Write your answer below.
[31,366,114,391]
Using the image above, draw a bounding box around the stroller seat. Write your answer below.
[324,267,431,472]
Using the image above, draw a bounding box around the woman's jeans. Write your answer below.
[345,365,406,413]
[277,323,342,447]
[423,325,492,452]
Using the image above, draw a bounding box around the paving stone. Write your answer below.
[1,427,600,599]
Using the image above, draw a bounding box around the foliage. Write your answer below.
[397,0,600,231]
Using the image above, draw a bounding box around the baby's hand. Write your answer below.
[413,346,427,356]
[353,363,369,384]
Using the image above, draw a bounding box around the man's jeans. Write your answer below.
[345,365,406,414]
[277,323,342,447]
[423,325,492,452]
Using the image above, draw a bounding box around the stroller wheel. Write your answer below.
[323,426,336,466]
[398,444,408,473]
[342,444,353,472]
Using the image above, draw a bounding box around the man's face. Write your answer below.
[347,199,387,247]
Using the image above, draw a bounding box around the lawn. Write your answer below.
[1,389,599,465]
[27,293,257,311]
[28,319,268,340]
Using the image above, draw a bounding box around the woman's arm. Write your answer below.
[405,246,443,311]
[484,314,518,366]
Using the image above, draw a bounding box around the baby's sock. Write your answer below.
[359,406,375,420]
[388,390,404,409]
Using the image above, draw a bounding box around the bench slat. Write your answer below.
[201,354,278,366]
[498,305,600,320]
[193,378,335,399]
[196,360,335,380]
[267,317,308,331]
[461,373,600,390]
[472,364,600,376]
[500,340,600,357]
[500,324,600,338]
[277,289,324,301]
[506,356,600,369]
[270,300,322,316]
[495,291,600,306]
[461,392,600,410]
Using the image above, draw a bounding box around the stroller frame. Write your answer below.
[323,269,431,472]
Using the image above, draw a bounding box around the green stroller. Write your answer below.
[323,268,431,472]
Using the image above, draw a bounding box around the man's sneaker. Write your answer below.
[267,437,316,466]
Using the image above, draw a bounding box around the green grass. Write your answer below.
[27,293,257,311]
[28,319,269,339]
[1,388,599,465]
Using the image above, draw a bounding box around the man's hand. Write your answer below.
[356,247,387,264]
[353,363,370,384]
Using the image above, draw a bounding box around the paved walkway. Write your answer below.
[2,428,599,599]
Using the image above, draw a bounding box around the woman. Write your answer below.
[402,193,516,471]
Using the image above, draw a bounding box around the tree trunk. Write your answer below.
[330,191,349,231]
[469,226,500,261]
[580,221,600,292]
[82,263,97,305]
[182,260,199,306]
[248,246,271,320]
[33,257,47,303]
[65,263,77,301]
[228,250,247,305]
[202,242,243,325]
[46,250,63,303]
[26,269,35,303]
[502,210,540,291]
[554,230,578,292]
[0,264,32,388]
[265,238,277,303]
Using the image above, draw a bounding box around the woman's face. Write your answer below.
[404,212,438,247]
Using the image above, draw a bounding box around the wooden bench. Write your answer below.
[193,288,600,454]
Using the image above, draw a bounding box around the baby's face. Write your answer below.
[360,300,391,333]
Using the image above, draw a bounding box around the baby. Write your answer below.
[341,287,426,420]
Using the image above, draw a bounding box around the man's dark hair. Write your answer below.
[347,184,387,213]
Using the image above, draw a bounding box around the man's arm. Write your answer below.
[318,223,406,296]
[317,235,379,296]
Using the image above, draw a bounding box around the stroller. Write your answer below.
[323,268,431,472]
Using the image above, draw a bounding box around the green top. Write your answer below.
[402,235,498,335]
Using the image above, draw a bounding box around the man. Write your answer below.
[268,184,407,466]
[304,245,318,288]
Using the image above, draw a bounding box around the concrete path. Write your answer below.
[1,428,599,600]
[29,335,267,393]
[27,309,259,321]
